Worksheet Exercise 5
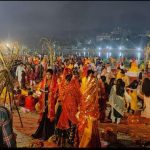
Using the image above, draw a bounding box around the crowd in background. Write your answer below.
[0,54,150,148]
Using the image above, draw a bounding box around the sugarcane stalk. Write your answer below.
[0,45,23,128]
[0,82,6,96]
[8,88,12,113]
[4,82,8,107]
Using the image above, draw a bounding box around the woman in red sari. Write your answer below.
[32,69,58,141]
[98,76,109,122]
[56,74,81,147]
[53,68,71,144]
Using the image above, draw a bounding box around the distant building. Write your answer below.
[111,26,123,41]
[110,26,130,41]
[96,33,111,41]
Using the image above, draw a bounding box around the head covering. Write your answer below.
[63,68,72,77]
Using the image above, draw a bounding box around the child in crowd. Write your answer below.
[14,88,25,107]
[25,90,35,112]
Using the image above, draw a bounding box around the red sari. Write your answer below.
[25,95,35,111]
[57,78,81,130]
[98,79,107,122]
[38,74,58,122]
[57,67,73,104]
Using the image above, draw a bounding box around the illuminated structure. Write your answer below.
[144,43,150,72]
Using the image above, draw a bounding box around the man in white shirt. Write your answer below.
[15,63,25,88]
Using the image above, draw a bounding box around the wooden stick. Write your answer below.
[12,93,23,128]
[8,89,12,113]
[4,84,8,107]
[0,81,6,96]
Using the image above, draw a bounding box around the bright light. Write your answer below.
[109,52,112,57]
[119,52,122,57]
[106,46,112,49]
[137,47,141,51]
[84,52,86,56]
[119,46,125,50]
[119,46,122,50]
[98,47,102,50]
[137,52,141,60]
[106,52,109,59]
[6,43,10,48]
[99,52,101,57]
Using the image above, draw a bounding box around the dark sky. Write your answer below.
[0,1,150,47]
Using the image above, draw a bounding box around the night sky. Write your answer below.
[0,1,150,47]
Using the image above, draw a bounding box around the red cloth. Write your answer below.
[33,59,39,65]
[57,79,81,130]
[38,75,58,122]
[25,96,35,111]
[98,79,107,122]
[63,67,72,77]
[58,76,66,103]
[29,70,35,80]
[82,65,88,77]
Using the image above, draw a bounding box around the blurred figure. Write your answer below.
[16,62,25,88]
[109,79,131,124]
[25,90,35,112]
[140,78,150,118]
[0,106,17,148]
[127,80,139,114]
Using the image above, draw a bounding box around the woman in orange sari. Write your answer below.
[32,69,58,141]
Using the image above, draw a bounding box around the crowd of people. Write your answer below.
[0,54,150,148]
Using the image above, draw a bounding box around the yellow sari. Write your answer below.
[129,90,138,111]
[80,77,87,94]
[116,70,122,79]
[78,77,100,148]
[0,87,12,104]
[79,117,93,148]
